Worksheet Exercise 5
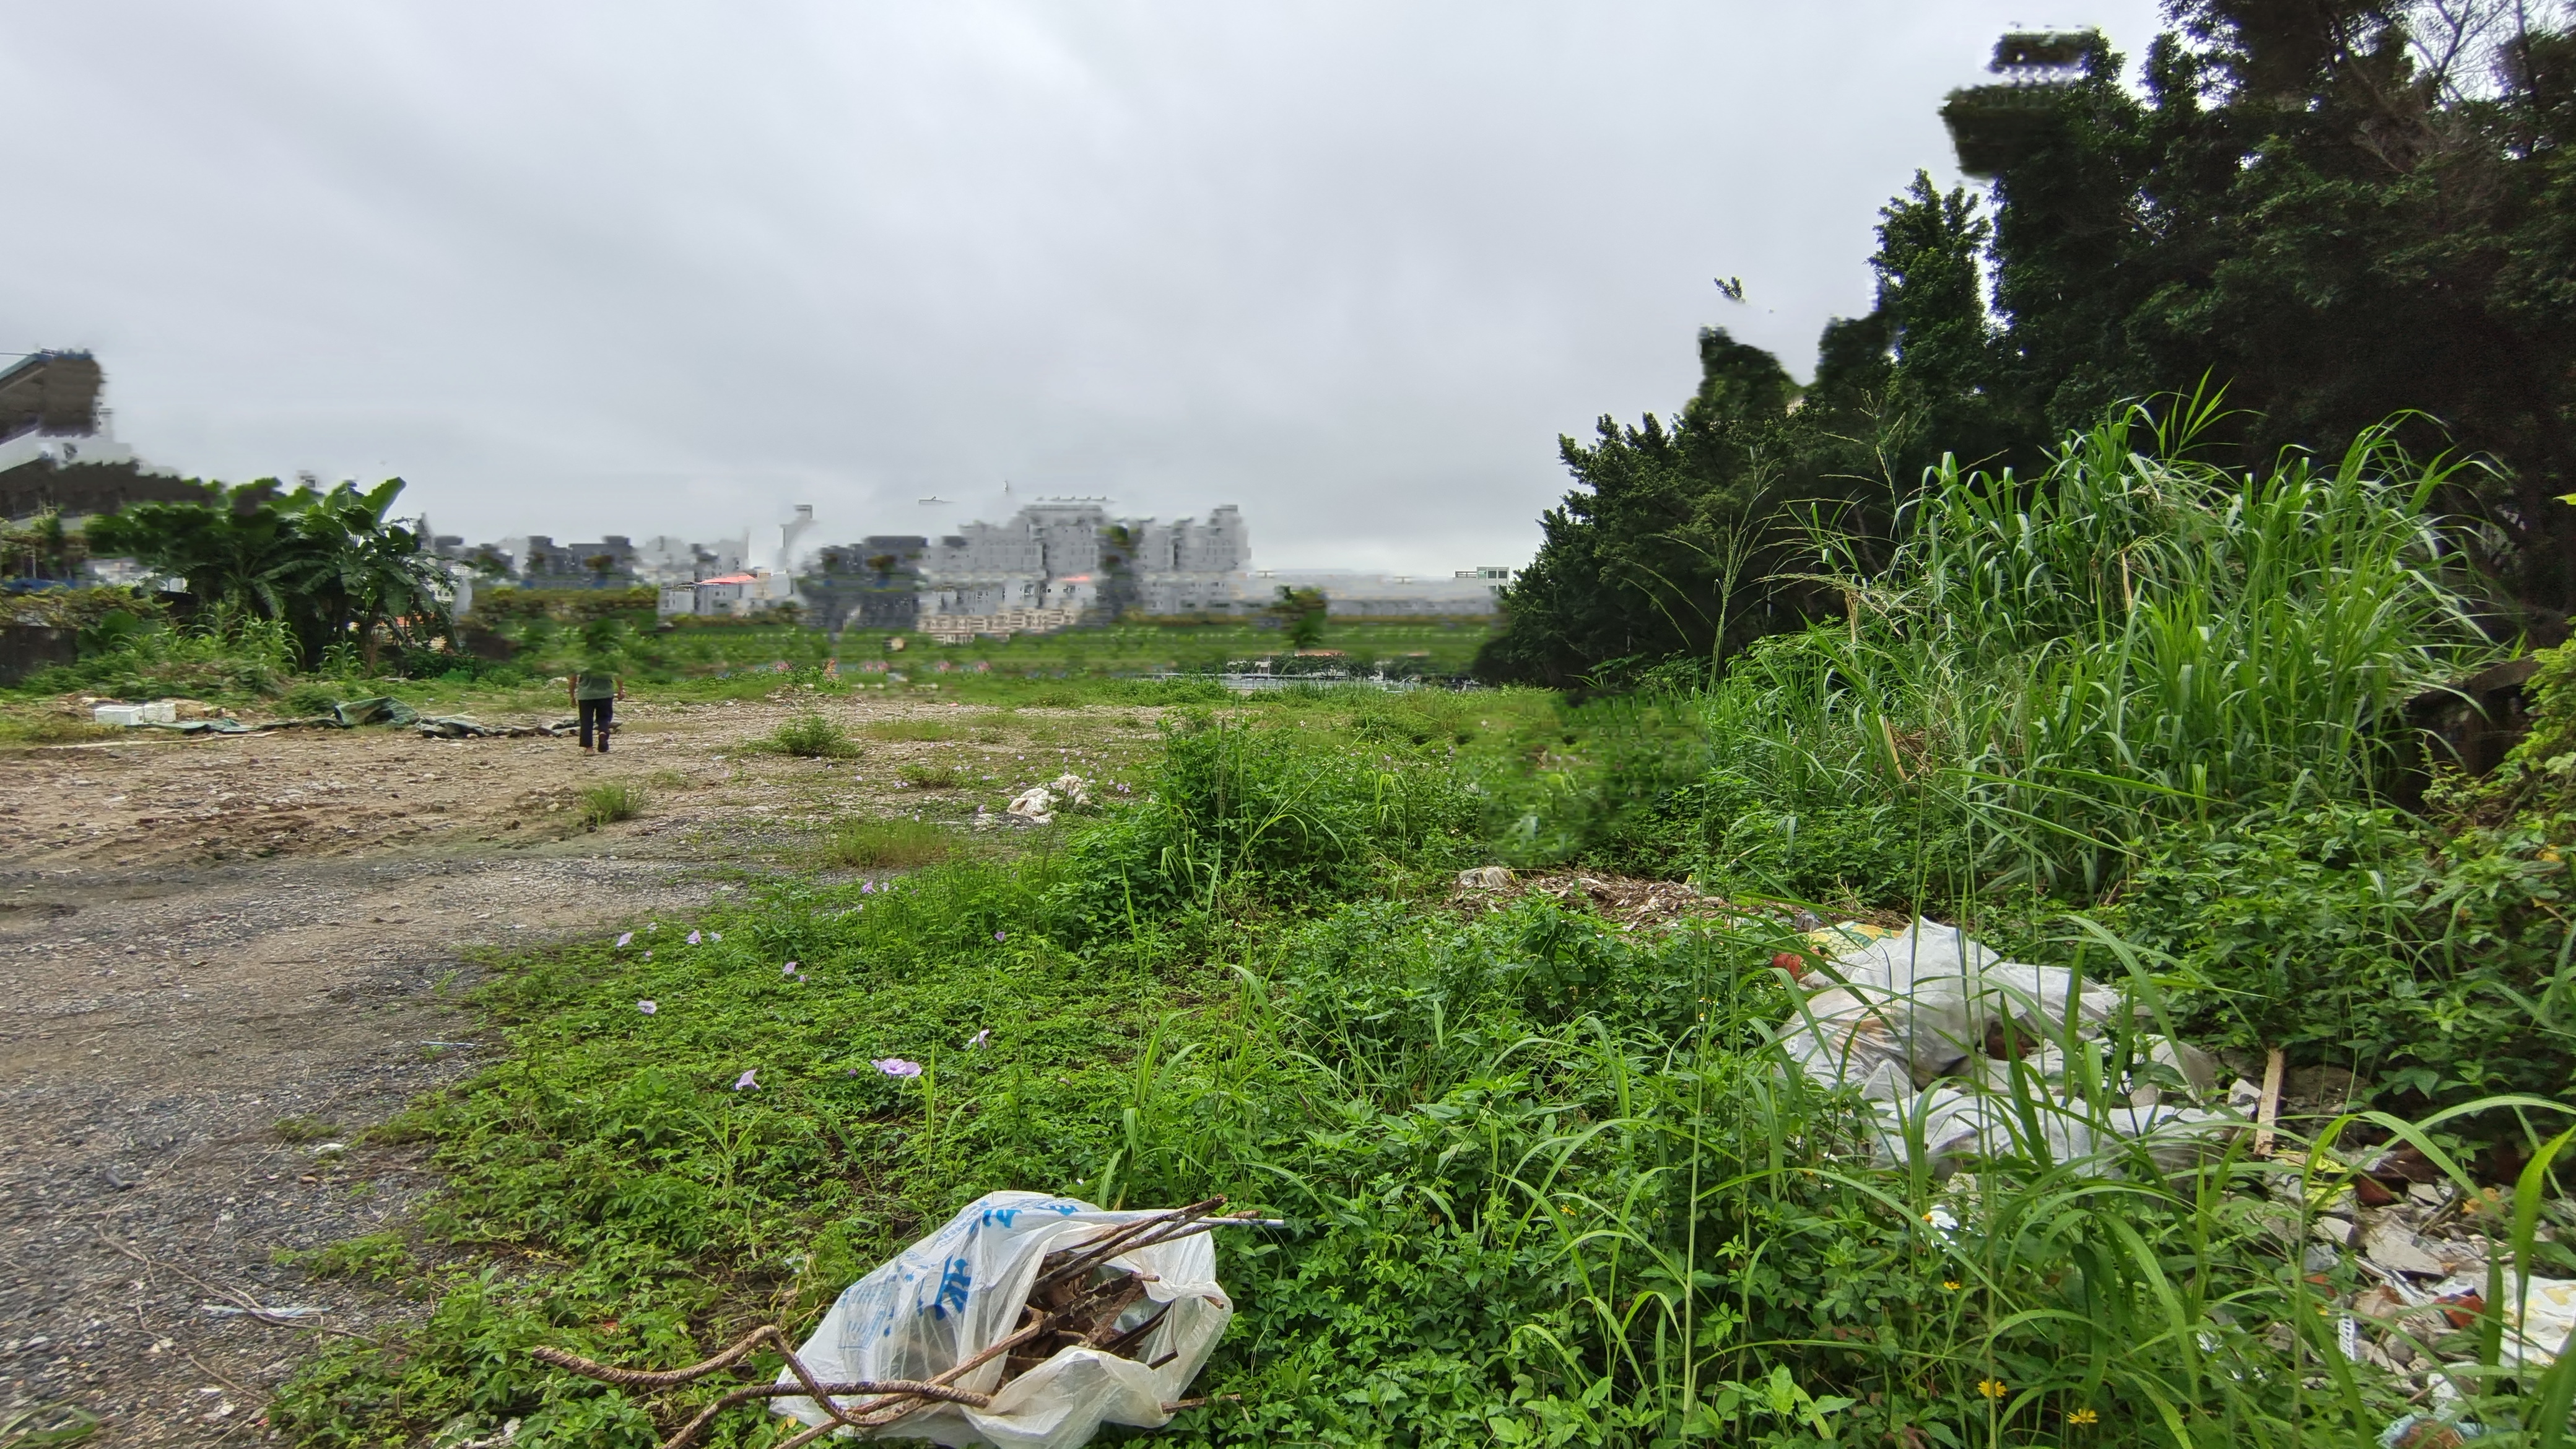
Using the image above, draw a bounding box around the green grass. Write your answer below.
[820,816,955,870]
[859,716,972,741]
[896,760,964,789]
[259,411,2576,1449]
[0,710,121,746]
[577,782,644,828]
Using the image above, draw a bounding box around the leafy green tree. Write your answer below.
[1478,174,2029,689]
[1954,8,2576,617]
[1268,586,1328,650]
[85,477,453,668]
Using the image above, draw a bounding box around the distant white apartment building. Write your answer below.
[916,501,1250,632]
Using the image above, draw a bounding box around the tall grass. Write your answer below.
[1682,401,2494,899]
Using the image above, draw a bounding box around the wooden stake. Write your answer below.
[2252,1047,2286,1157]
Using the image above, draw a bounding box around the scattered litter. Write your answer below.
[93,700,177,726]
[967,1029,991,1050]
[1776,918,2237,1175]
[2362,1220,2452,1279]
[1005,785,1058,825]
[2380,1412,2484,1447]
[412,715,553,739]
[1453,871,1743,929]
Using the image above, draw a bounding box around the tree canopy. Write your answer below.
[1481,1,2576,687]
[85,476,455,666]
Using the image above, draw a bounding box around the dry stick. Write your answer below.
[536,1325,876,1449]
[531,1328,785,1392]
[837,1271,1150,1430]
[2253,1046,2286,1157]
[94,1224,380,1344]
[1095,1302,1172,1356]
[660,1378,993,1449]
[1029,1198,1226,1294]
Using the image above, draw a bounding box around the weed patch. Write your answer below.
[820,817,955,870]
[897,760,963,789]
[577,782,643,828]
[755,712,861,758]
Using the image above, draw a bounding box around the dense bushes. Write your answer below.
[1052,711,1480,934]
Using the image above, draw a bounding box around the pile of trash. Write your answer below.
[1776,918,2239,1175]
[991,775,1089,827]
[534,1191,1259,1448]
[1453,867,1751,930]
[1779,917,2576,1415]
[87,697,259,734]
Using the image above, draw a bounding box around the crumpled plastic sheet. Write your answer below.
[1776,918,2239,1175]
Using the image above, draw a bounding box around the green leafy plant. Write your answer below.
[759,713,860,759]
[578,783,643,828]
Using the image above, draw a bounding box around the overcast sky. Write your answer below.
[4,1,2162,572]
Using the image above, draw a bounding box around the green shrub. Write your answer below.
[1051,712,1477,934]
[897,760,962,788]
[578,783,643,827]
[759,713,859,758]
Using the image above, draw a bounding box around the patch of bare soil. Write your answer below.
[0,692,1156,1442]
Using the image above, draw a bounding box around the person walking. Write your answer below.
[570,660,625,752]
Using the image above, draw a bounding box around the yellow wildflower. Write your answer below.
[1942,1280,1962,1291]
[2066,1407,2100,1425]
[1977,1378,2008,1399]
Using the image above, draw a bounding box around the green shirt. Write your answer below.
[574,672,617,700]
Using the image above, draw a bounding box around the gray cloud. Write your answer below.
[3,1,2160,570]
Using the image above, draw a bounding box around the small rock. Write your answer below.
[2311,1215,2357,1247]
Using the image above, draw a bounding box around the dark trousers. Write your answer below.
[578,697,614,750]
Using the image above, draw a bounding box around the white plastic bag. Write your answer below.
[777,1191,1233,1448]
[1780,920,2234,1175]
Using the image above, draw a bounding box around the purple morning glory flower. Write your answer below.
[687,929,702,946]
[872,1058,922,1077]
[638,999,657,1015]
[994,931,1007,943]
[710,932,723,942]
[615,932,633,947]
[642,951,653,960]
[734,1069,759,1091]
[782,962,799,976]
[861,881,875,894]
[967,1029,991,1049]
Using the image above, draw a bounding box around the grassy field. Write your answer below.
[19,419,2576,1446]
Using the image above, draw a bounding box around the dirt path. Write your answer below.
[0,692,1152,1442]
